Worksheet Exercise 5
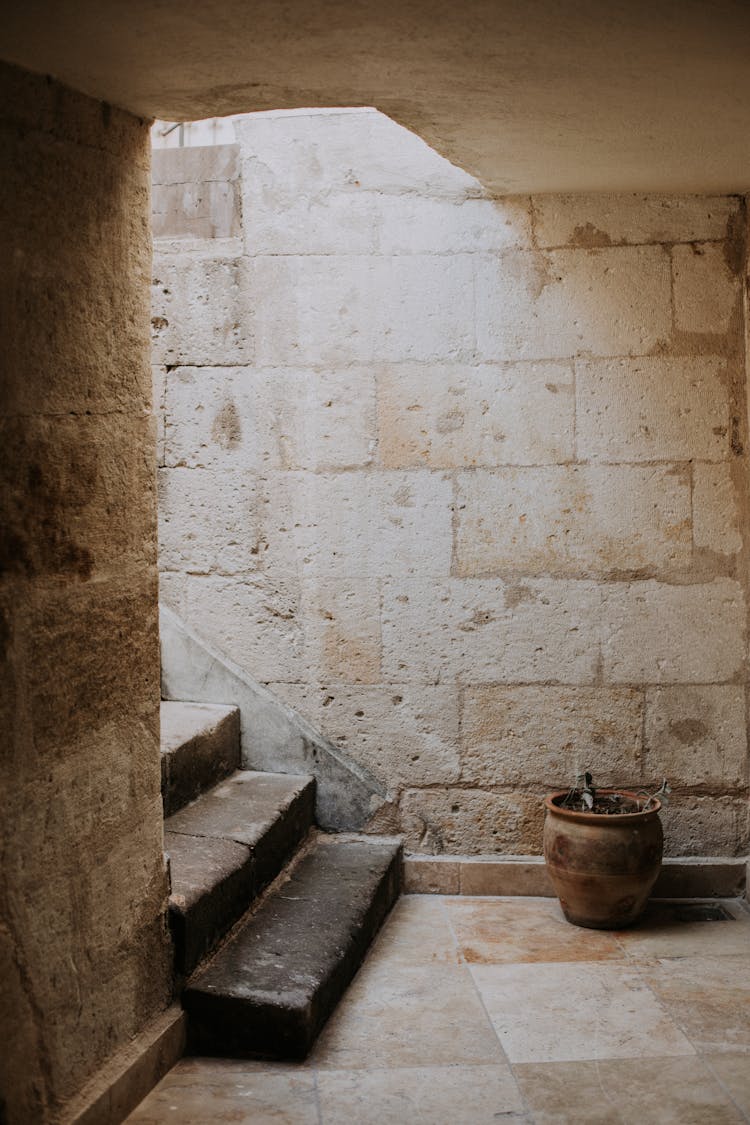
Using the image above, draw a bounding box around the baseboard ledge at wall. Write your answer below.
[62,1005,187,1125]
[403,854,748,899]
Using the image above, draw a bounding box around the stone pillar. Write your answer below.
[0,63,171,1122]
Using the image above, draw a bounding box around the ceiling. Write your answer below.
[3,0,750,194]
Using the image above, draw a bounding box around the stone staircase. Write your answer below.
[160,701,401,1058]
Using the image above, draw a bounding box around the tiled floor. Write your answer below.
[128,895,750,1123]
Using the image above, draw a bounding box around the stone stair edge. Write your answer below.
[182,833,403,1058]
[160,700,241,750]
[166,773,317,975]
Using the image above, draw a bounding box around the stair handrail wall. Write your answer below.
[159,603,388,830]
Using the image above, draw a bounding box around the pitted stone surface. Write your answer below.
[165,770,315,973]
[166,832,253,975]
[166,771,315,855]
[184,836,402,1058]
[154,113,750,860]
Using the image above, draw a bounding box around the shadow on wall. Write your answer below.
[152,106,750,860]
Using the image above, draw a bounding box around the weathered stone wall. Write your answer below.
[1,64,171,1122]
[153,108,750,859]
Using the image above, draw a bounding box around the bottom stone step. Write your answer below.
[183,836,402,1060]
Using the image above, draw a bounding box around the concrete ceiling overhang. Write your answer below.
[3,0,750,194]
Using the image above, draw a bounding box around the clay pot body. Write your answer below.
[543,790,663,929]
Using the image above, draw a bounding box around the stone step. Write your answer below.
[165,770,316,974]
[183,835,402,1059]
[160,701,240,816]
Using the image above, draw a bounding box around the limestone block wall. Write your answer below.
[153,108,750,859]
[1,65,171,1122]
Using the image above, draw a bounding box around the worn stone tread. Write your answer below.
[160,701,240,815]
[166,770,316,974]
[166,832,251,913]
[183,836,402,1059]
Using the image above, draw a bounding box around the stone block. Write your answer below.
[692,463,743,555]
[157,468,261,575]
[152,144,240,186]
[454,465,691,577]
[600,578,745,684]
[151,254,253,365]
[274,683,460,789]
[576,357,730,463]
[166,771,315,972]
[377,362,575,468]
[461,686,643,787]
[260,470,453,579]
[662,796,749,858]
[533,194,739,248]
[244,193,531,257]
[165,832,254,975]
[276,370,378,469]
[160,701,240,815]
[475,246,671,360]
[644,686,747,787]
[180,574,305,683]
[152,181,240,241]
[375,195,532,254]
[381,578,602,684]
[163,366,375,471]
[400,788,542,854]
[245,192,380,255]
[182,837,401,1059]
[299,579,382,684]
[237,108,480,204]
[251,254,475,366]
[673,243,740,335]
[150,234,243,257]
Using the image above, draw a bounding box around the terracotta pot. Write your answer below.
[543,790,663,929]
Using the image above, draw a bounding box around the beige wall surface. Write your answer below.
[0,64,171,1123]
[154,109,750,859]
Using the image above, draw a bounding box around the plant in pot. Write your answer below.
[543,772,670,930]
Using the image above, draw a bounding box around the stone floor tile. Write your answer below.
[310,963,504,1069]
[470,961,695,1064]
[126,896,750,1122]
[364,894,460,967]
[640,955,750,1054]
[514,1057,744,1124]
[317,1064,526,1124]
[614,900,750,960]
[705,1054,750,1117]
[444,896,624,964]
[126,1061,318,1123]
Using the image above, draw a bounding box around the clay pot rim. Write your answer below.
[545,788,662,824]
